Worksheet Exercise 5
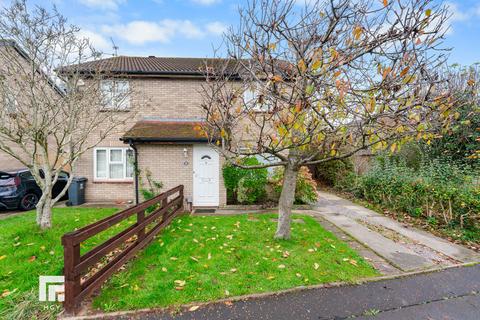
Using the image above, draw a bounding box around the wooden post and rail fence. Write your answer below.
[61,185,184,315]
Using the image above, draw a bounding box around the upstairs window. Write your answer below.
[94,148,134,180]
[100,80,130,110]
[243,83,271,112]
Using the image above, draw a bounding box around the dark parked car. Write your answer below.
[0,169,69,211]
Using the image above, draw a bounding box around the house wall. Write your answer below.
[74,77,227,206]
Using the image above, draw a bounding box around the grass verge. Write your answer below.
[93,213,378,312]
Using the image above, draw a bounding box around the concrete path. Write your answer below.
[99,264,480,320]
[310,191,480,272]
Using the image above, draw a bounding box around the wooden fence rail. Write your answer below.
[62,185,184,315]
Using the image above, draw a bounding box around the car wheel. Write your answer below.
[19,193,39,211]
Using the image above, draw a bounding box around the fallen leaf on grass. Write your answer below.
[278,264,286,269]
[208,253,212,260]
[267,275,275,280]
[170,257,178,260]
[314,263,319,270]
[296,273,302,278]
[0,255,6,261]
[226,235,233,240]
[1,288,17,298]
[225,290,230,296]
[190,256,199,262]
[28,256,36,262]
[188,305,200,311]
[282,251,290,258]
[230,268,237,273]
[162,267,168,272]
[174,280,186,287]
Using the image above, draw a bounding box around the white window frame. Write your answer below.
[243,83,271,112]
[94,147,134,181]
[100,79,130,110]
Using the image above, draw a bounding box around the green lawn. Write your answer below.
[93,214,378,312]
[0,209,379,318]
[0,207,130,319]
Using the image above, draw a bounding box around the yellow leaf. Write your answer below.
[390,143,397,153]
[314,263,320,270]
[162,267,167,272]
[225,290,230,296]
[298,59,307,72]
[278,264,286,269]
[425,9,432,17]
[353,26,363,40]
[0,255,6,261]
[174,280,186,287]
[189,305,200,311]
[312,60,322,71]
[268,43,277,51]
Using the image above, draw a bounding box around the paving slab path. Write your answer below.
[310,191,480,272]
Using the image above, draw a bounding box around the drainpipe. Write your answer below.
[128,140,139,205]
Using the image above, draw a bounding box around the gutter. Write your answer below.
[120,137,213,143]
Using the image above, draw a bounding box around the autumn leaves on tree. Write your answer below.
[200,0,462,239]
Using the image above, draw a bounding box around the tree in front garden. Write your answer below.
[200,0,457,239]
[0,1,135,229]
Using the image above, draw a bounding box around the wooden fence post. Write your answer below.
[137,209,145,243]
[179,186,184,212]
[63,239,80,315]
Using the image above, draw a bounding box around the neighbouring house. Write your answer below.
[59,56,234,208]
[0,40,66,170]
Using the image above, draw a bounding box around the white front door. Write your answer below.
[193,145,219,206]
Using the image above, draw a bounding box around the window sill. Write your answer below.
[93,179,133,184]
[99,109,131,113]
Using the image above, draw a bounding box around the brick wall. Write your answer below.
[74,77,227,206]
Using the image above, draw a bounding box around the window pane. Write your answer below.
[125,149,134,178]
[110,149,122,162]
[109,163,124,179]
[96,150,107,178]
[100,80,114,108]
[115,81,130,109]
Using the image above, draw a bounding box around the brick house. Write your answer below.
[65,56,231,208]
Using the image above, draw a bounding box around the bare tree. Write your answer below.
[0,1,135,229]
[201,0,458,239]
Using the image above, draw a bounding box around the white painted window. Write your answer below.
[94,148,134,180]
[243,83,270,112]
[100,80,130,110]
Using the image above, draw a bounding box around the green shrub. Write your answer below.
[223,157,268,204]
[139,168,164,213]
[270,167,318,204]
[139,168,163,201]
[350,158,480,231]
[314,159,354,187]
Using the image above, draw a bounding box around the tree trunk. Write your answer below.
[36,190,53,230]
[275,164,299,240]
